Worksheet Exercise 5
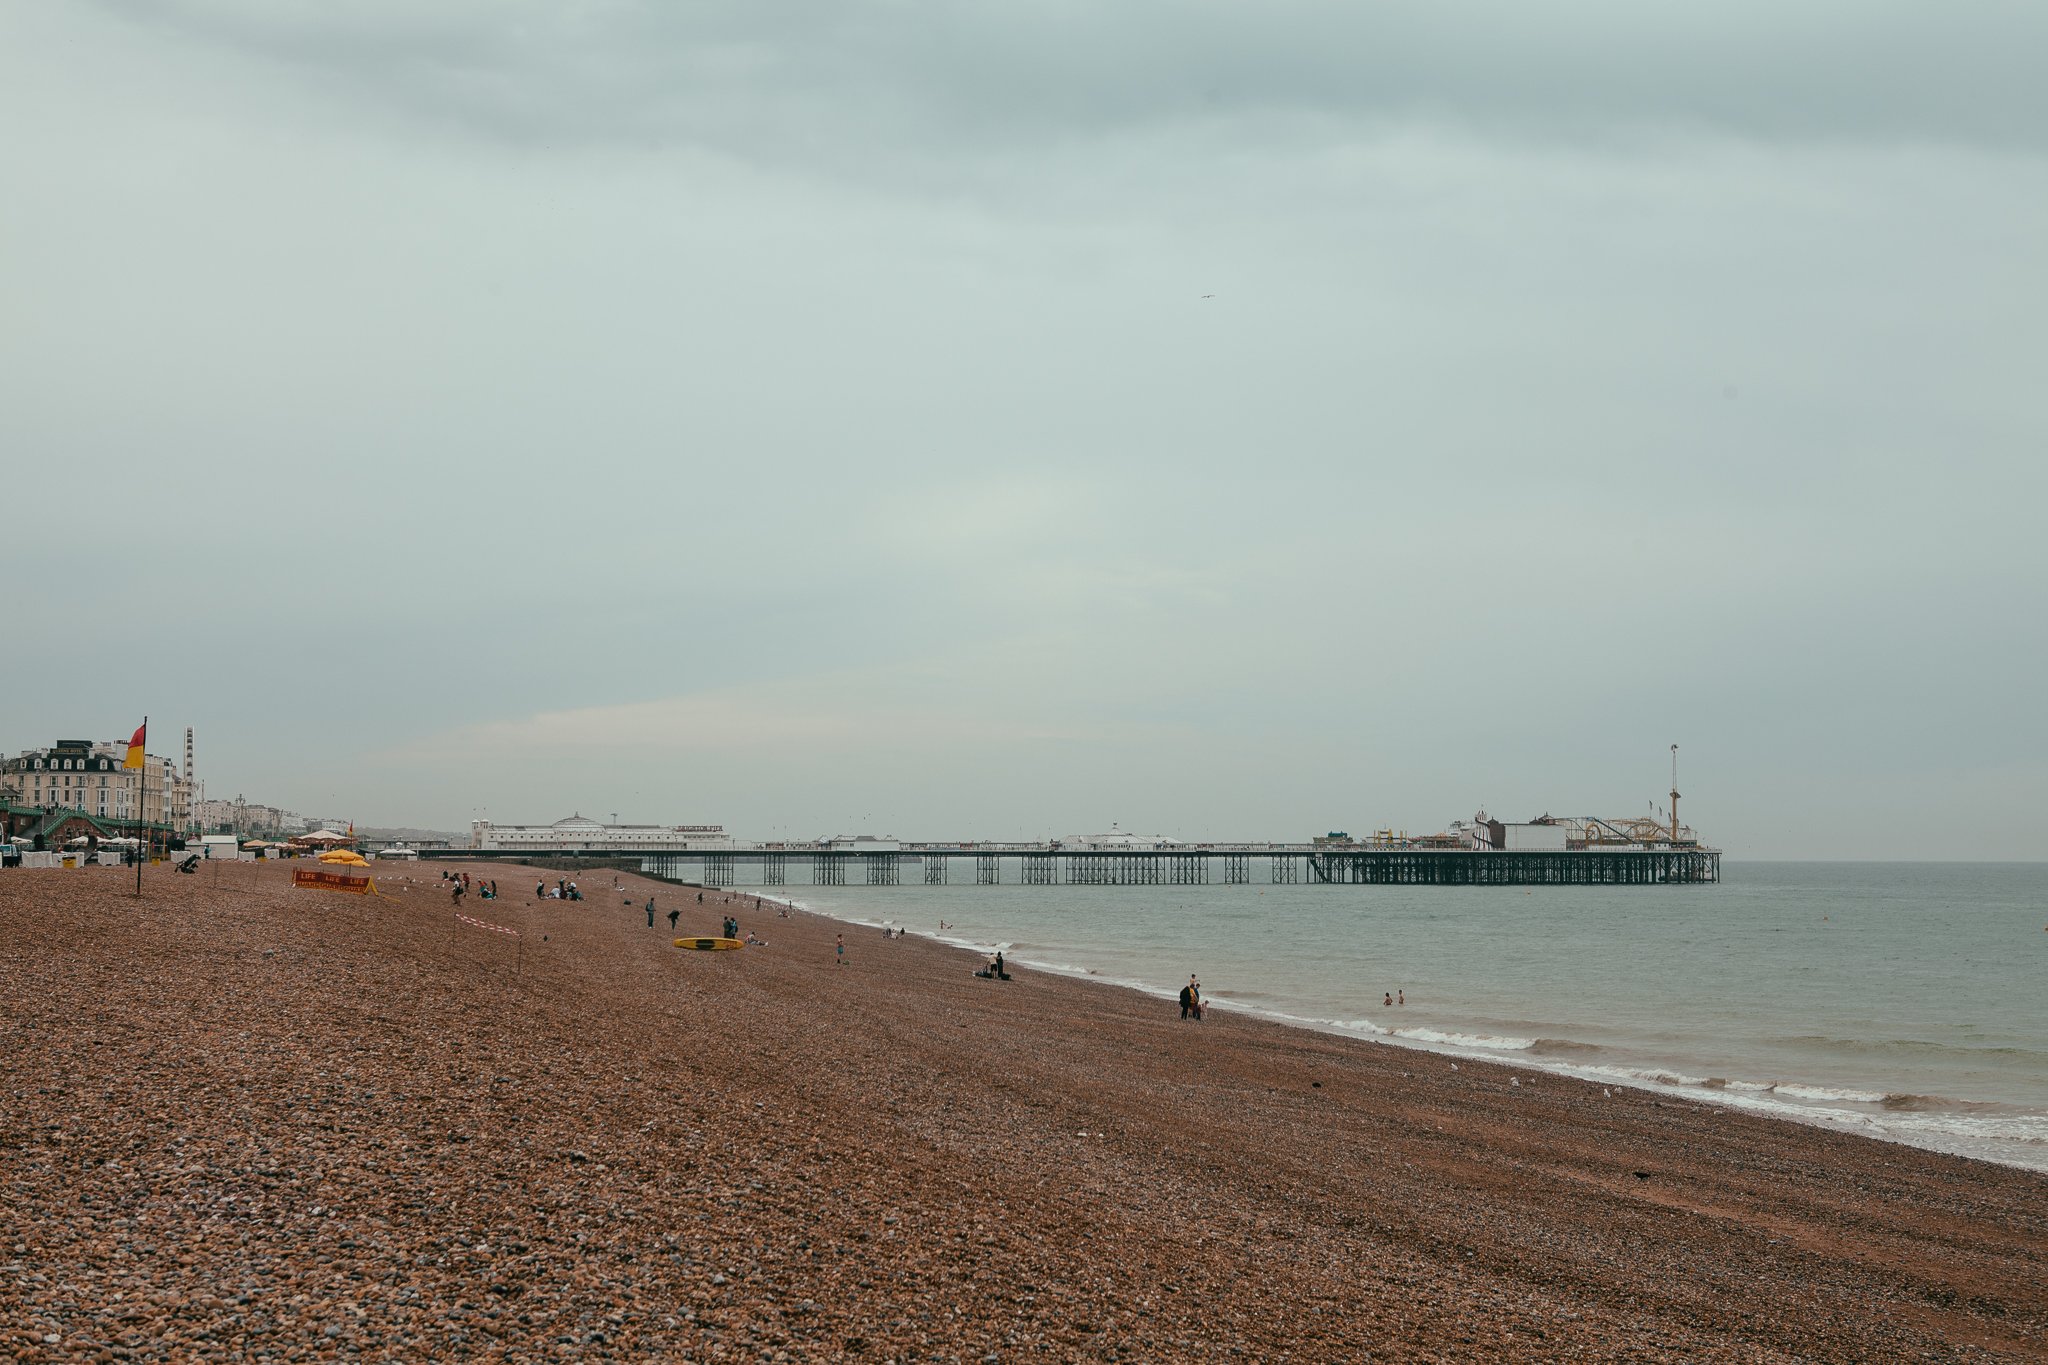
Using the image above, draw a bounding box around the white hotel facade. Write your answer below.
[470,815,733,852]
[2,738,195,831]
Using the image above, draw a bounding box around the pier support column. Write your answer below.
[1273,855,1300,883]
[1223,854,1249,884]
[863,854,899,886]
[923,855,947,885]
[975,854,1000,885]
[763,853,785,886]
[703,853,734,887]
[1023,854,1057,885]
[813,853,845,885]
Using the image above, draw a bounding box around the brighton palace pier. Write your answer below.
[457,818,1721,889]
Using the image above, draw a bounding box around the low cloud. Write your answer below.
[103,0,2048,162]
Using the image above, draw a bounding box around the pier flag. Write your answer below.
[123,722,147,770]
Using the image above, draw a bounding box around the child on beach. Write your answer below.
[835,934,846,967]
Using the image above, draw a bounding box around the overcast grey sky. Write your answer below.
[5,2,2044,857]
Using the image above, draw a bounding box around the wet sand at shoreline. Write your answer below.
[3,860,2043,1361]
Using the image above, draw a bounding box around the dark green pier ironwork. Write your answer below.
[1310,849,1720,885]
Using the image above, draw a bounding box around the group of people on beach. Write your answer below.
[443,871,498,903]
[637,888,775,944]
[538,878,582,901]
[1180,975,1204,1022]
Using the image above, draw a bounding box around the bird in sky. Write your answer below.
[1200,294,1215,298]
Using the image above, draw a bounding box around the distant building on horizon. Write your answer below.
[470,815,731,852]
[195,797,313,838]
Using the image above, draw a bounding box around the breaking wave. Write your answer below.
[1388,1027,1536,1051]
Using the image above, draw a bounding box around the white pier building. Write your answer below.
[470,815,731,852]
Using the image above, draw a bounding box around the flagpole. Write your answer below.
[135,715,147,898]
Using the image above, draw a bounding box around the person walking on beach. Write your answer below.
[1179,980,1195,1021]
[646,898,656,928]
[667,907,680,931]
[835,933,846,967]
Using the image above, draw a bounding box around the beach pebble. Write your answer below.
[1,859,2037,1363]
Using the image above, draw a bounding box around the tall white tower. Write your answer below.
[185,727,199,833]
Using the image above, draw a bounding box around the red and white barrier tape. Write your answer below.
[454,913,520,937]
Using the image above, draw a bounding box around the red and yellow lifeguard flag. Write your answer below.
[123,722,146,770]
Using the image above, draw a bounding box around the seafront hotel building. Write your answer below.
[1,739,194,831]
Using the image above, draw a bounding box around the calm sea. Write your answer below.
[721,861,2048,1172]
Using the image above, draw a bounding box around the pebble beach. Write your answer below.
[4,861,2044,1362]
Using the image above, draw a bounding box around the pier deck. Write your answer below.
[429,844,1721,888]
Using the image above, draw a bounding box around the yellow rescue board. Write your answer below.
[674,937,744,951]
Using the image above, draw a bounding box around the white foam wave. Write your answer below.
[1572,1062,1715,1089]
[1392,1027,1536,1052]
[1770,1082,1890,1105]
[1324,1018,1391,1037]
